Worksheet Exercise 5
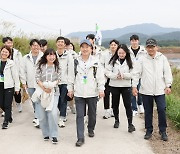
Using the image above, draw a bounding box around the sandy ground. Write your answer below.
[0,98,153,154]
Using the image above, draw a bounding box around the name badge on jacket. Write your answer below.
[0,75,4,82]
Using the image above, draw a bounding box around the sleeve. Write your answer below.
[132,60,143,87]
[96,64,105,92]
[67,55,75,92]
[21,56,27,85]
[123,69,132,80]
[11,63,20,91]
[163,56,173,87]
[105,64,118,79]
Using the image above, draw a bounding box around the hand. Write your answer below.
[99,91,105,98]
[22,84,27,89]
[44,88,51,93]
[117,73,123,80]
[165,87,171,95]
[132,87,138,96]
[67,91,74,98]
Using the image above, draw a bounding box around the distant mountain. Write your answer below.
[66,23,180,40]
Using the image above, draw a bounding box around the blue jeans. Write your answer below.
[28,88,39,119]
[131,82,143,111]
[142,94,167,133]
[36,95,59,139]
[58,84,68,117]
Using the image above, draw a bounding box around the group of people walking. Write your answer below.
[0,34,173,146]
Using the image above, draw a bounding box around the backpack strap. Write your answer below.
[74,59,79,77]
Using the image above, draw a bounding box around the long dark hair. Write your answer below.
[37,48,59,72]
[109,44,133,69]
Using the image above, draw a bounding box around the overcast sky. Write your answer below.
[0,0,180,37]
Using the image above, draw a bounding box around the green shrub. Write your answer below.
[166,95,180,129]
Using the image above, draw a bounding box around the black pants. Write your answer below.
[14,89,21,103]
[0,84,14,123]
[110,87,132,125]
[103,79,112,109]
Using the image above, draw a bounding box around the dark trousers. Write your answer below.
[14,89,21,103]
[0,84,14,123]
[142,94,167,133]
[75,97,98,139]
[58,84,68,117]
[111,87,132,125]
[103,80,112,109]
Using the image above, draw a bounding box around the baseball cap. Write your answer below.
[146,38,157,47]
[80,39,92,47]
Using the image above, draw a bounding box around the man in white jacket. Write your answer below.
[132,38,173,141]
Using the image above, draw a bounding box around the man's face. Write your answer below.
[110,42,118,52]
[80,43,92,56]
[31,42,40,54]
[56,39,66,49]
[4,40,13,49]
[130,39,139,49]
[146,45,158,57]
[40,45,47,53]
[87,38,95,45]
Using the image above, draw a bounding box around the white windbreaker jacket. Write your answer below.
[68,55,105,98]
[132,52,173,96]
[21,51,43,88]
[2,59,20,91]
[105,59,132,87]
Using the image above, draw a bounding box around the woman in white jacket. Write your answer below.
[68,39,105,147]
[35,48,60,144]
[105,44,135,133]
[0,46,20,129]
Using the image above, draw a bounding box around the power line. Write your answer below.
[0,7,59,31]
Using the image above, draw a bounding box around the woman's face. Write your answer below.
[0,48,10,60]
[46,54,56,64]
[118,48,126,59]
[69,44,74,50]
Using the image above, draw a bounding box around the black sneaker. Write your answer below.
[114,121,119,128]
[52,137,58,144]
[9,117,13,123]
[2,122,8,129]
[76,138,84,147]
[144,131,152,140]
[88,130,94,137]
[128,124,136,133]
[44,136,49,141]
[159,132,168,141]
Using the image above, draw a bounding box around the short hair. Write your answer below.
[30,39,40,46]
[39,39,47,47]
[1,45,12,58]
[2,37,13,43]
[56,36,65,42]
[64,38,71,46]
[86,34,95,40]
[109,39,120,45]
[130,34,139,41]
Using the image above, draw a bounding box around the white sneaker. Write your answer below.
[109,108,114,117]
[133,110,138,117]
[58,119,65,128]
[34,119,40,128]
[138,105,144,114]
[16,103,22,113]
[1,112,5,117]
[103,109,111,119]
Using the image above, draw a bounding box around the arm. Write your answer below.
[105,64,118,79]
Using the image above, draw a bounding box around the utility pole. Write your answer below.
[60,29,61,36]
